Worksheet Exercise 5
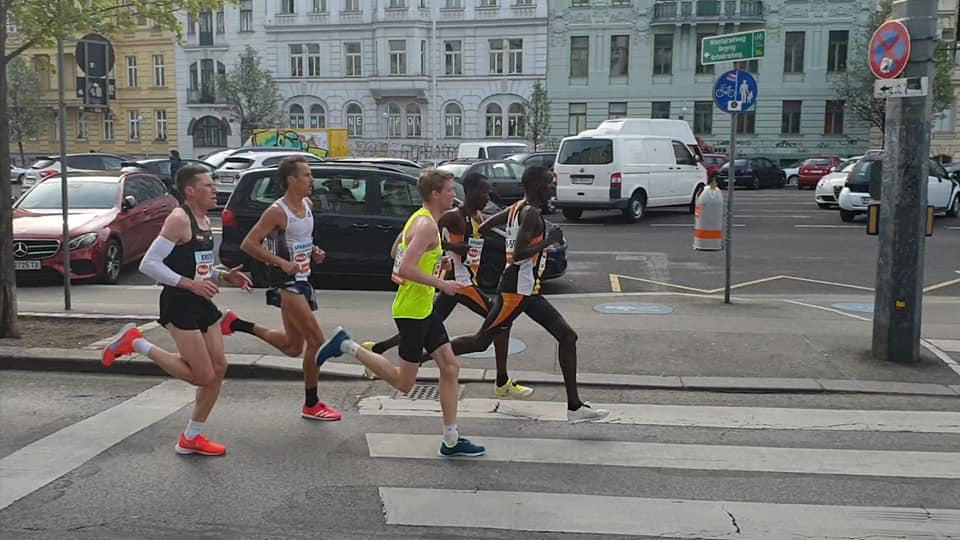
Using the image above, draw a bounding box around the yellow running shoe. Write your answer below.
[361,342,377,380]
[495,378,534,399]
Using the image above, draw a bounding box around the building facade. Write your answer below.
[546,0,875,165]
[7,26,179,162]
[175,0,549,160]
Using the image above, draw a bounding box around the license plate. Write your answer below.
[219,175,235,184]
[15,260,41,270]
[571,175,593,185]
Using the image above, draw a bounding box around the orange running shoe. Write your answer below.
[302,401,343,421]
[220,310,239,336]
[101,323,143,367]
[174,433,226,456]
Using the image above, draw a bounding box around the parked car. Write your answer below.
[10,163,26,184]
[797,156,842,190]
[781,160,802,185]
[213,150,323,205]
[814,156,863,209]
[437,160,476,180]
[22,153,127,188]
[12,171,176,283]
[121,158,214,190]
[439,159,555,213]
[330,157,422,177]
[592,118,706,161]
[702,154,728,180]
[506,151,557,170]
[457,141,530,160]
[714,157,786,190]
[837,155,960,222]
[218,164,567,292]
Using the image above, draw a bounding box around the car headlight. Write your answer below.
[68,232,99,251]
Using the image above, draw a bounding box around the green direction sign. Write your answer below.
[701,30,766,65]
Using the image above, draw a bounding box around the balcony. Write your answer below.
[651,0,764,24]
[187,88,228,105]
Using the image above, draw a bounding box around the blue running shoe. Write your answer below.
[315,326,350,366]
[439,437,486,457]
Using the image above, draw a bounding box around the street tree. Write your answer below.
[218,46,283,142]
[0,0,227,338]
[6,57,41,165]
[525,80,551,151]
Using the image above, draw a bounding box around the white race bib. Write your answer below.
[194,250,214,281]
[465,237,484,267]
[391,245,405,285]
[291,240,312,274]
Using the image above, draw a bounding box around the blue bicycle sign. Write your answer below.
[713,69,758,113]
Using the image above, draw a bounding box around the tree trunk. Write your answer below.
[0,0,22,338]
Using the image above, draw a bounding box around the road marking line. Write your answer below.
[608,274,873,294]
[736,214,814,218]
[649,223,746,227]
[947,226,960,230]
[357,397,960,433]
[781,299,872,322]
[924,278,960,293]
[367,433,960,479]
[794,224,861,228]
[0,380,195,511]
[608,273,712,294]
[778,275,874,291]
[920,338,960,378]
[609,274,622,293]
[379,488,960,538]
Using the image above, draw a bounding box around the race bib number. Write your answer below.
[291,241,312,274]
[465,237,484,267]
[391,245,405,285]
[505,226,517,264]
[194,250,214,281]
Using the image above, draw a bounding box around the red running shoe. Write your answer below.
[302,401,343,421]
[101,323,143,367]
[220,310,239,336]
[175,433,226,456]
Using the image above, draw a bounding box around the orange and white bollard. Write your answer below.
[694,183,724,251]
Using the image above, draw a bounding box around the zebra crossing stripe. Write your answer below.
[379,487,960,538]
[366,433,960,479]
[357,396,960,434]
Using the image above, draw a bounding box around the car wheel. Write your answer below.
[778,177,786,189]
[689,184,704,214]
[788,175,798,186]
[947,194,960,217]
[623,191,646,223]
[99,238,123,284]
[750,174,761,190]
[562,208,583,221]
[250,260,270,288]
[840,209,856,222]
[817,203,831,210]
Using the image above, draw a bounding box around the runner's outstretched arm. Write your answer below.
[477,207,509,235]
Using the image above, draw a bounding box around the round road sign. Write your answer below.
[869,20,911,80]
[713,69,758,113]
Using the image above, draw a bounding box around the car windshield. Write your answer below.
[439,163,472,178]
[17,179,117,209]
[202,149,239,169]
[721,160,749,168]
[704,156,726,165]
[838,159,860,172]
[803,158,833,166]
[558,139,613,165]
[849,160,880,185]
[32,158,58,169]
[487,146,529,160]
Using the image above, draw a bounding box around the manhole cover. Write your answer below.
[395,384,465,401]
[593,302,674,315]
[461,337,527,359]
[831,302,874,314]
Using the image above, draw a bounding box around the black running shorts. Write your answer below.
[157,287,223,333]
[394,313,450,363]
[481,293,562,335]
[266,280,317,312]
[433,285,493,321]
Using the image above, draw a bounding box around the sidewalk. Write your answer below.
[5,286,960,397]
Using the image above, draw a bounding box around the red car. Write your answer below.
[797,156,841,189]
[13,171,176,283]
[702,153,728,180]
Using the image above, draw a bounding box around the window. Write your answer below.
[696,33,714,74]
[781,101,801,134]
[734,59,758,73]
[479,0,498,6]
[444,0,463,7]
[568,102,587,134]
[824,100,844,134]
[307,44,321,77]
[444,103,463,137]
[102,113,114,140]
[570,36,589,78]
[153,55,165,87]
[508,39,523,74]
[155,109,167,141]
[313,0,327,11]
[290,44,305,77]
[280,0,295,14]
[651,101,670,119]
[126,55,138,87]
[346,103,363,136]
[216,10,224,33]
[445,40,462,75]
[344,0,359,10]
[387,0,407,7]
[489,39,504,74]
[485,103,503,137]
[380,178,421,217]
[420,39,427,75]
[128,110,141,140]
[310,104,325,128]
[610,35,629,76]
[693,101,712,134]
[289,104,305,128]
[240,0,253,31]
[827,30,848,72]
[187,13,195,34]
[508,103,526,137]
[735,111,755,134]
[313,175,370,214]
[345,42,362,76]
[608,102,627,119]
[77,111,88,139]
[653,34,673,75]
[672,141,697,166]
[784,31,805,73]
[194,116,227,147]
[389,40,406,75]
[52,112,60,141]
[387,103,402,137]
[934,107,954,133]
[572,0,589,5]
[405,103,422,137]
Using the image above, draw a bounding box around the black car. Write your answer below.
[506,151,557,170]
[439,159,527,205]
[715,157,786,189]
[121,158,214,190]
[219,163,567,292]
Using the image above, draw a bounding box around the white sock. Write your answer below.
[185,419,204,440]
[443,424,459,446]
[341,339,361,357]
[132,338,152,356]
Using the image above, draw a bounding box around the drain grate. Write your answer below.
[395,384,465,401]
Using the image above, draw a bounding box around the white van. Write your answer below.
[457,141,530,160]
[554,132,707,222]
[594,118,704,161]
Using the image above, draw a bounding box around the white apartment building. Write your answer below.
[175,0,548,159]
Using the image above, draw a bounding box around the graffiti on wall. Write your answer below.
[704,137,867,156]
[248,128,330,159]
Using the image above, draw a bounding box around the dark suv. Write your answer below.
[218,163,567,291]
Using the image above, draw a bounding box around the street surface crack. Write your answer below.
[723,507,741,534]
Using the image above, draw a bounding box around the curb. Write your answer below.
[2,347,958,398]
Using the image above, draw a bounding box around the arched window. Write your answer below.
[289,104,305,129]
[405,103,422,137]
[508,103,526,137]
[387,102,402,137]
[444,103,463,138]
[485,103,503,137]
[193,116,228,147]
[309,104,326,129]
[346,103,363,136]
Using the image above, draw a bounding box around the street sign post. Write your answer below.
[701,30,766,65]
[873,76,928,98]
[869,20,911,80]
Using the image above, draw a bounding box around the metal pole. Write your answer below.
[872,0,936,363]
[724,111,736,304]
[57,37,72,311]
[430,8,438,158]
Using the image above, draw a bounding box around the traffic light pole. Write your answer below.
[872,0,936,363]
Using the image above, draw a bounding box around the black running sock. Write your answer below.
[232,318,255,335]
[372,343,387,354]
[496,373,509,387]
[568,401,585,412]
[305,386,319,408]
